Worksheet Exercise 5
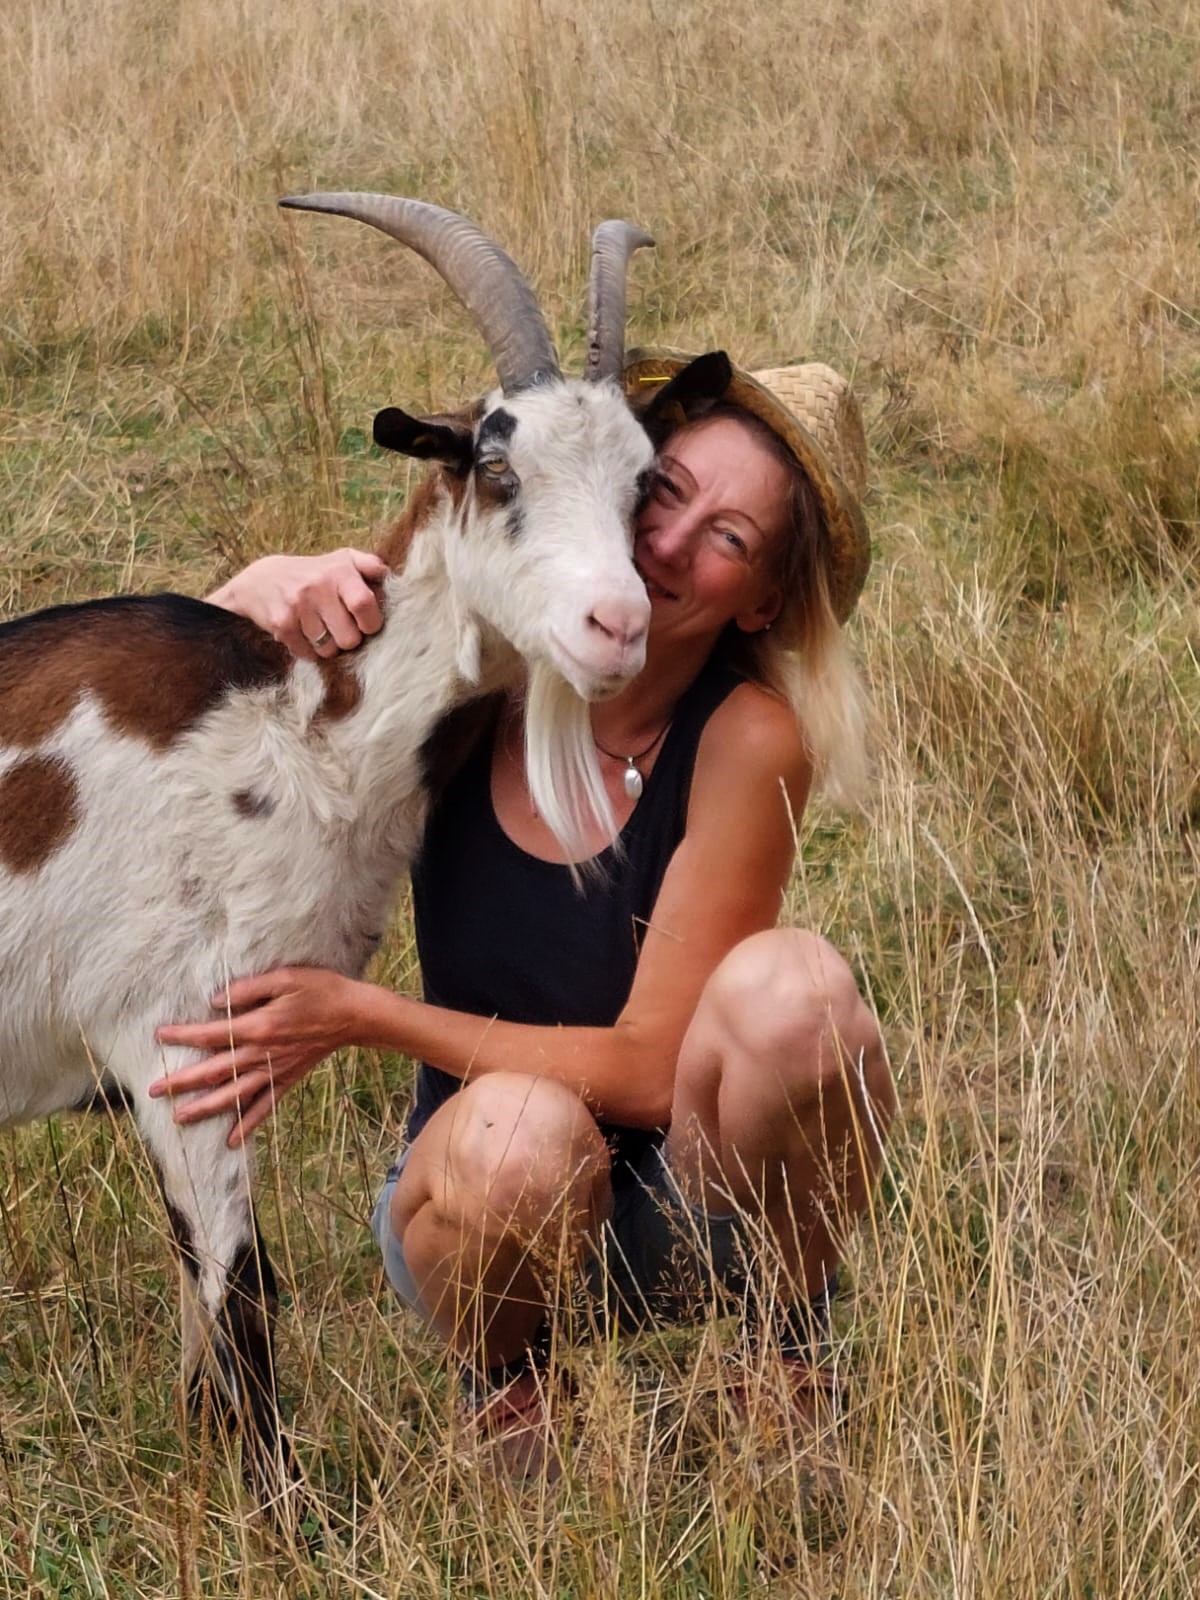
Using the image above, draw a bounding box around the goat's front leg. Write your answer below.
[117,1041,303,1523]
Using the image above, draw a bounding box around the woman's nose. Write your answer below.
[642,512,695,565]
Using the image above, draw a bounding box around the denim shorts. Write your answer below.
[370,1137,833,1340]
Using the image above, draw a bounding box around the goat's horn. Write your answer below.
[584,221,655,384]
[279,193,561,394]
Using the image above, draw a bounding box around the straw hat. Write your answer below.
[623,350,870,623]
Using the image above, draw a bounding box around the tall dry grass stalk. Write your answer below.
[3,0,1199,1594]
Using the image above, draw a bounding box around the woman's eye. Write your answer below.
[718,528,748,555]
[653,472,680,502]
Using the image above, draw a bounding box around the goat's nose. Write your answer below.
[587,598,650,650]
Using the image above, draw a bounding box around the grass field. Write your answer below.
[3,0,1200,1594]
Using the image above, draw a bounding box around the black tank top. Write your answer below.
[408,632,744,1176]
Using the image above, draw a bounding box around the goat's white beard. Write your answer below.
[523,661,616,866]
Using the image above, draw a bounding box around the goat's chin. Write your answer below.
[546,632,641,704]
[524,661,616,865]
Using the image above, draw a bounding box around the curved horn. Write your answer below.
[585,221,655,383]
[279,193,561,394]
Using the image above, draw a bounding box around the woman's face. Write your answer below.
[634,414,790,649]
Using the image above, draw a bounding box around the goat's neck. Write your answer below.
[303,506,609,858]
[315,522,514,794]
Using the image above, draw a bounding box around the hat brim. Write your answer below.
[623,348,869,623]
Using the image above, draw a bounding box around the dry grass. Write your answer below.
[3,0,1200,1593]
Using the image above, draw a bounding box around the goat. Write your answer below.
[0,194,707,1521]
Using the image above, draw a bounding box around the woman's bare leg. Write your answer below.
[390,1071,611,1370]
[382,932,892,1374]
[664,928,896,1307]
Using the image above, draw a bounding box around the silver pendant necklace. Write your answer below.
[594,719,672,801]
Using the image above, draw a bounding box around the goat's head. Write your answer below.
[371,375,653,701]
[279,194,663,853]
[280,195,654,700]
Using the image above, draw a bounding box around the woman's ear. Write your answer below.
[736,586,783,635]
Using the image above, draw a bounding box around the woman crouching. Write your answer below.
[155,350,897,1474]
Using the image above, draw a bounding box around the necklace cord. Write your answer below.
[593,718,672,767]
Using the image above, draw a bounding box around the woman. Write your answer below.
[153,352,896,1465]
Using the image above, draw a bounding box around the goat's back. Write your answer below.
[0,594,291,755]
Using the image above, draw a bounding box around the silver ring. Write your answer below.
[310,627,332,649]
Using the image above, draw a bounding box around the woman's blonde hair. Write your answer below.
[672,406,869,807]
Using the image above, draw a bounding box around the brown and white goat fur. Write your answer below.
[0,195,661,1517]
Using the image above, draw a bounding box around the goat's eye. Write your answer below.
[479,455,510,476]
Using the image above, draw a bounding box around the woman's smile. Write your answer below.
[634,558,679,602]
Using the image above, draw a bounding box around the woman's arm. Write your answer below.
[209,549,388,661]
[152,683,811,1146]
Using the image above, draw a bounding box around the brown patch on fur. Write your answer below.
[232,789,275,819]
[0,754,79,872]
[0,596,290,751]
[361,452,473,697]
[314,657,362,723]
[374,467,467,571]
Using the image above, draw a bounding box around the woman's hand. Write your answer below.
[209,549,389,661]
[151,967,369,1147]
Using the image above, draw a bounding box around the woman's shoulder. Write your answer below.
[688,678,812,821]
[704,678,805,759]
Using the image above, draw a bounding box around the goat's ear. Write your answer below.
[373,407,475,474]
[638,351,734,439]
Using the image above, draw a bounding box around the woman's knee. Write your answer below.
[697,928,886,1101]
[404,1072,609,1234]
